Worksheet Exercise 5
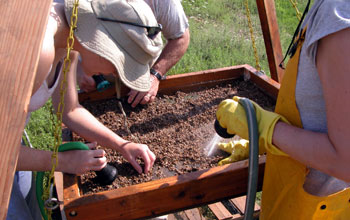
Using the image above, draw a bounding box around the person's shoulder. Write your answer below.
[52,2,65,14]
[306,0,350,38]
[49,3,65,29]
[44,4,64,42]
[321,0,350,8]
[316,0,350,19]
[150,0,184,10]
[303,0,350,56]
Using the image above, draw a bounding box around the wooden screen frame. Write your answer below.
[62,65,279,220]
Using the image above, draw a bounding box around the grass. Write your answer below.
[170,0,310,76]
[23,101,56,151]
[170,0,267,74]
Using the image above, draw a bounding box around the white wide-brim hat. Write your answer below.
[65,0,163,92]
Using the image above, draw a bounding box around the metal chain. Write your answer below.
[244,0,261,72]
[289,0,302,21]
[43,1,79,218]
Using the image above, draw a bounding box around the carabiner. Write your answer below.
[44,183,61,210]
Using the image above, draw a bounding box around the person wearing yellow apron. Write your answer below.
[216,0,350,219]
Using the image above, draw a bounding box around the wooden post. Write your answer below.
[256,0,284,83]
[0,0,52,218]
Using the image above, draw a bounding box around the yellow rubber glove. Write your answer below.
[218,139,250,165]
[216,96,290,156]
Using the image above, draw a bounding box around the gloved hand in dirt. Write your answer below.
[216,96,290,156]
[217,139,250,165]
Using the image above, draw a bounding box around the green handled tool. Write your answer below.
[36,142,118,220]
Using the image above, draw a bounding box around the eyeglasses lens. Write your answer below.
[147,24,162,39]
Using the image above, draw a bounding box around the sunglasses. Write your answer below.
[97,17,162,40]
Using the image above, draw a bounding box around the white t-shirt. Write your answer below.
[25,62,62,125]
[143,0,189,39]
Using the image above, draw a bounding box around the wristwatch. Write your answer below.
[150,68,166,81]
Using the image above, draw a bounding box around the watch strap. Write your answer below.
[150,68,166,81]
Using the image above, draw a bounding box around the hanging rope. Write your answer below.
[42,1,80,219]
[289,0,302,21]
[244,0,261,72]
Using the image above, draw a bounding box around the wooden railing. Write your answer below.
[0,1,52,219]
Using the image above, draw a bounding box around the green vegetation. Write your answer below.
[170,0,310,75]
[23,101,56,151]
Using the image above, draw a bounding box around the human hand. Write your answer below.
[76,66,96,93]
[57,142,107,175]
[127,75,159,108]
[118,142,156,174]
[217,139,250,165]
[216,96,290,156]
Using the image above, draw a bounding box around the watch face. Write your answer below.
[150,69,166,80]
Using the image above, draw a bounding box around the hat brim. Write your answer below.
[65,0,153,92]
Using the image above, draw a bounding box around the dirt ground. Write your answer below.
[72,78,275,195]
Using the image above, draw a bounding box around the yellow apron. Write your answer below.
[259,29,350,220]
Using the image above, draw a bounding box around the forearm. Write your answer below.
[17,146,53,171]
[62,105,127,151]
[272,122,350,181]
[152,29,190,75]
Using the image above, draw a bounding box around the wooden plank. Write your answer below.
[78,65,246,102]
[232,213,243,219]
[0,0,52,218]
[231,197,246,215]
[232,211,260,220]
[208,202,233,220]
[147,214,170,220]
[77,64,282,103]
[243,65,280,99]
[158,65,244,94]
[54,172,64,210]
[230,196,260,215]
[168,212,189,220]
[54,172,67,220]
[63,174,82,203]
[167,214,178,220]
[184,208,202,220]
[63,156,266,220]
[256,0,284,82]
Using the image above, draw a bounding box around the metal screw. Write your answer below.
[69,210,78,217]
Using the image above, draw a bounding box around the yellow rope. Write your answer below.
[244,0,261,72]
[289,0,302,21]
[42,1,79,218]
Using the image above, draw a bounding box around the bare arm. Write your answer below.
[53,52,127,149]
[52,51,155,173]
[272,28,350,181]
[152,28,190,78]
[17,143,106,175]
[17,145,53,171]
